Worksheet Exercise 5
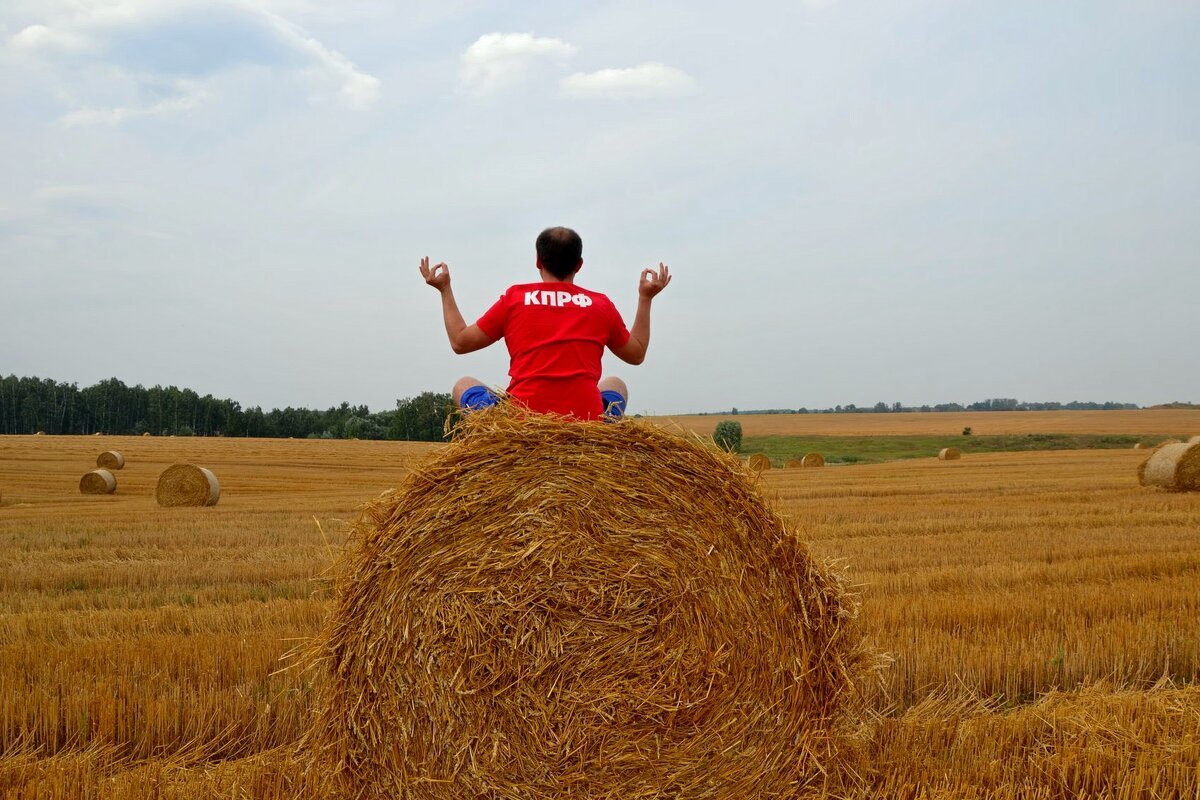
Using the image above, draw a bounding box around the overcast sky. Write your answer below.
[2,0,1197,415]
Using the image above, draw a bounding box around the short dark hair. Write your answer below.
[535,227,583,280]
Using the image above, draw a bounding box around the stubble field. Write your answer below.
[2,409,1199,798]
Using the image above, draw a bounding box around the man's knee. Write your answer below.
[598,375,628,400]
[598,375,629,420]
[453,376,485,406]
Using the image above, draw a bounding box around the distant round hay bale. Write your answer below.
[938,447,962,460]
[785,458,803,468]
[1138,442,1200,491]
[79,469,116,495]
[96,450,125,470]
[801,452,825,468]
[747,452,772,471]
[155,464,220,507]
[1133,442,1148,450]
[142,432,152,437]
[304,411,875,799]
[35,431,45,436]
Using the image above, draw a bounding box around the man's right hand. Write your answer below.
[420,256,451,292]
[638,262,672,300]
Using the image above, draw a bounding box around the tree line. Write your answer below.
[0,375,451,441]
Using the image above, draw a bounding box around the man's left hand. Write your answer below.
[420,256,451,292]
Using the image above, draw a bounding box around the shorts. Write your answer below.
[459,384,503,411]
[459,385,626,421]
[599,389,627,420]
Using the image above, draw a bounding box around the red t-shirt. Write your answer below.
[476,282,630,419]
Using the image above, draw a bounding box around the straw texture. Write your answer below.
[1137,442,1200,491]
[938,448,961,461]
[747,453,772,471]
[155,464,220,507]
[1190,436,1200,444]
[96,450,125,470]
[801,453,825,468]
[785,459,803,468]
[303,409,875,800]
[79,469,116,495]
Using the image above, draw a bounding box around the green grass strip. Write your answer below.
[740,433,1184,466]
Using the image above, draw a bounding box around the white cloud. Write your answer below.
[9,23,96,55]
[460,32,576,94]
[60,82,208,127]
[258,9,380,109]
[559,63,697,100]
[6,0,380,121]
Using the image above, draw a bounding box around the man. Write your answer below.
[420,226,671,420]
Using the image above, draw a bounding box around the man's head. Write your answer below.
[536,227,583,280]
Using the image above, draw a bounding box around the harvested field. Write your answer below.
[657,408,1200,437]
[1,416,1199,798]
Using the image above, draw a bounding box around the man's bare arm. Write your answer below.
[611,263,671,365]
[420,256,495,354]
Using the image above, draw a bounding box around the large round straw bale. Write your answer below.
[1137,442,1200,491]
[155,464,220,507]
[1157,438,1182,448]
[1190,435,1200,444]
[938,447,961,460]
[96,450,125,470]
[747,452,772,471]
[801,452,825,468]
[304,411,875,799]
[79,469,116,495]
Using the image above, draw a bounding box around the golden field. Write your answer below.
[659,407,1200,437]
[1,414,1198,798]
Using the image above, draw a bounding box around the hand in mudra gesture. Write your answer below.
[420,256,451,292]
[638,263,671,299]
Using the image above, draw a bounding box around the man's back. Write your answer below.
[477,282,629,419]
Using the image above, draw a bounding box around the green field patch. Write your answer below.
[740,433,1177,466]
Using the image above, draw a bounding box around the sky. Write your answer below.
[1,0,1197,416]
